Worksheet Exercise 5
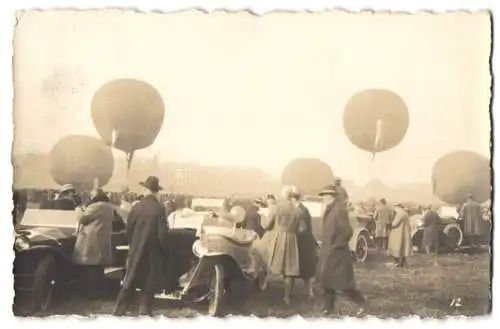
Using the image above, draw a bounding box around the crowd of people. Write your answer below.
[11,176,491,316]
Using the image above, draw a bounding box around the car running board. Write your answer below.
[104,266,125,276]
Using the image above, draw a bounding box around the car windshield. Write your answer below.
[20,209,79,228]
[191,198,223,212]
[438,206,459,219]
[302,201,323,218]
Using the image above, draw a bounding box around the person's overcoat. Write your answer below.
[316,200,356,290]
[461,200,484,236]
[258,200,300,276]
[388,207,412,258]
[73,201,115,265]
[122,195,169,292]
[421,209,440,251]
[296,202,318,279]
[374,205,393,238]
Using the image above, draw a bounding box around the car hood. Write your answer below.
[16,226,76,244]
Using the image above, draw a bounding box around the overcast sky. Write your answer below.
[13,10,491,185]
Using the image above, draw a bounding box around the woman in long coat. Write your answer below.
[256,187,301,304]
[316,185,366,315]
[73,189,115,298]
[388,204,412,267]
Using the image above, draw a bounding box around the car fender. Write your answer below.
[443,223,463,247]
[15,245,74,271]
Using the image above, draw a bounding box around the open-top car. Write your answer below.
[303,201,375,263]
[116,207,268,317]
[410,206,491,252]
[13,208,128,314]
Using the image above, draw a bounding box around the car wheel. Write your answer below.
[32,255,56,313]
[207,263,225,317]
[446,227,463,250]
[355,234,368,263]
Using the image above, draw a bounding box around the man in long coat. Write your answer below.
[113,176,169,316]
[373,198,393,250]
[316,185,366,315]
[290,188,317,298]
[461,193,485,247]
[388,203,412,268]
[421,205,440,256]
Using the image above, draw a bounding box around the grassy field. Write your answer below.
[20,248,491,319]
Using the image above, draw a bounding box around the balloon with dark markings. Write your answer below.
[91,79,165,169]
[343,89,410,159]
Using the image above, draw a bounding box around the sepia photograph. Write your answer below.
[10,8,492,319]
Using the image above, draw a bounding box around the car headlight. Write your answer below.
[14,235,30,252]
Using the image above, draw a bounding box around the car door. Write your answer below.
[105,212,128,280]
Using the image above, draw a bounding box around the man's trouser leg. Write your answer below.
[113,286,134,316]
[138,288,155,316]
[323,289,336,314]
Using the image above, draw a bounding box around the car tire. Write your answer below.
[207,263,225,317]
[355,234,368,263]
[445,227,463,250]
[32,254,56,313]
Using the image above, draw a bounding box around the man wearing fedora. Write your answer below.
[113,176,170,316]
[316,185,366,316]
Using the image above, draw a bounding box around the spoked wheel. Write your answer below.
[207,263,225,317]
[32,255,56,313]
[355,235,368,263]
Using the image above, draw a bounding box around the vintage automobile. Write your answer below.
[125,207,268,317]
[14,205,267,317]
[410,206,492,251]
[303,201,375,263]
[13,208,128,315]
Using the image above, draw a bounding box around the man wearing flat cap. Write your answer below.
[316,185,366,315]
[113,176,169,316]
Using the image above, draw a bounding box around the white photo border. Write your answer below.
[1,0,497,328]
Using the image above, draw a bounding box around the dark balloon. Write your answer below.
[49,135,115,190]
[281,158,334,195]
[91,79,165,154]
[343,89,410,156]
[431,151,490,205]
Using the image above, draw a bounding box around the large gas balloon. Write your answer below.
[343,89,409,159]
[91,79,165,168]
[49,135,115,190]
[431,150,490,205]
[281,158,334,195]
